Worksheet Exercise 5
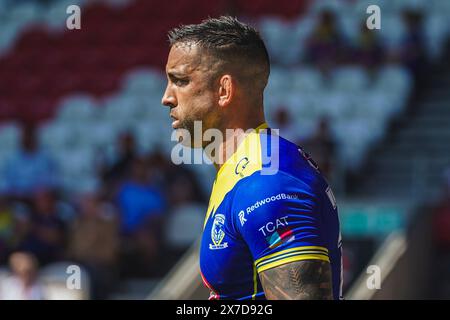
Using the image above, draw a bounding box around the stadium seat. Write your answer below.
[350,91,382,119]
[311,90,353,120]
[390,0,426,12]
[352,0,389,15]
[54,147,96,175]
[133,121,168,154]
[77,120,119,149]
[9,2,40,26]
[56,95,99,122]
[265,66,292,97]
[291,15,317,41]
[375,65,412,96]
[429,0,450,14]
[121,68,165,95]
[102,95,142,124]
[0,122,21,151]
[378,14,407,50]
[297,122,318,142]
[336,12,361,45]
[258,17,291,63]
[0,20,23,54]
[332,119,374,169]
[284,91,317,120]
[38,122,79,150]
[54,147,99,193]
[291,66,323,93]
[165,203,206,249]
[424,13,450,60]
[331,66,370,92]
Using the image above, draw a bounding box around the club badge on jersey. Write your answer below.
[209,214,228,250]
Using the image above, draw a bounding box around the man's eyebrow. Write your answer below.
[167,70,187,78]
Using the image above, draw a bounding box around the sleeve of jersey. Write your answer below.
[233,173,330,274]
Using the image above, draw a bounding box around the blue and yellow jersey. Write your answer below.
[199,123,343,300]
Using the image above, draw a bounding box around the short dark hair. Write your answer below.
[168,16,270,90]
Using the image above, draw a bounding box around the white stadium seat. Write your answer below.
[389,0,426,12]
[0,122,21,151]
[258,17,290,63]
[122,68,166,96]
[102,95,143,123]
[38,122,79,150]
[378,14,407,50]
[165,203,206,249]
[375,65,412,96]
[77,120,119,149]
[331,66,370,92]
[309,0,351,15]
[311,90,353,120]
[57,95,99,122]
[9,2,40,25]
[424,13,450,61]
[291,67,323,93]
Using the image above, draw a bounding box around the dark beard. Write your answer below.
[176,118,203,148]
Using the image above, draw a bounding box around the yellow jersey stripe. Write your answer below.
[254,246,329,265]
[256,254,330,273]
[256,250,329,268]
[251,264,258,300]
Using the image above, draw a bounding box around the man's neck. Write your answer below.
[209,118,266,172]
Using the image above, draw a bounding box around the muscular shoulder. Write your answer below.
[229,170,321,231]
[232,169,319,208]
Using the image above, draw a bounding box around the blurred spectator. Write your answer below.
[401,10,428,77]
[0,197,14,264]
[354,21,383,70]
[164,166,206,206]
[148,150,206,205]
[432,169,450,251]
[145,150,171,191]
[169,175,200,207]
[0,252,44,300]
[16,189,66,265]
[116,157,167,277]
[1,125,58,199]
[306,10,346,70]
[6,203,33,256]
[116,157,166,235]
[68,193,120,299]
[272,107,302,143]
[431,169,450,298]
[301,117,336,179]
[102,132,137,185]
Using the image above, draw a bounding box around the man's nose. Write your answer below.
[161,86,176,108]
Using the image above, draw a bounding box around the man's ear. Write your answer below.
[218,75,234,108]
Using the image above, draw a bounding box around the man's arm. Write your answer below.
[259,260,333,300]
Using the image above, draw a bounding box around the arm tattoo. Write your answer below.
[259,260,333,300]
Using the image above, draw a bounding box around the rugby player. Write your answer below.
[162,16,343,300]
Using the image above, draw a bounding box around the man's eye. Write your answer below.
[175,79,189,86]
